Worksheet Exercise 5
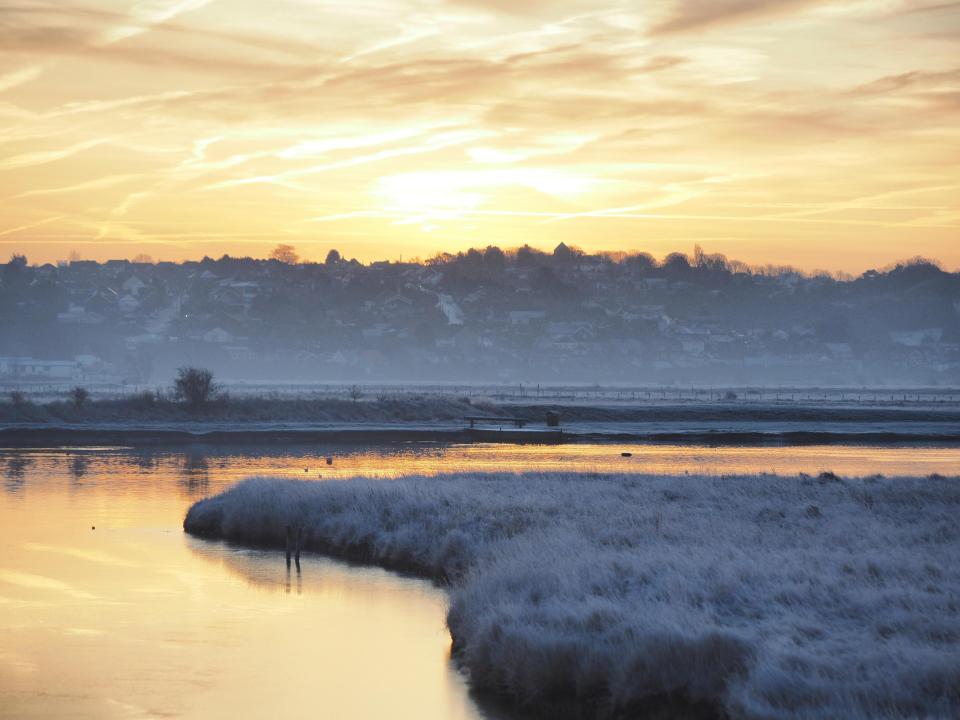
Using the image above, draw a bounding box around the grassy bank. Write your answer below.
[3,394,959,428]
[0,395,487,425]
[184,471,959,719]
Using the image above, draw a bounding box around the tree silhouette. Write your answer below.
[270,244,299,264]
[70,386,89,409]
[174,367,219,409]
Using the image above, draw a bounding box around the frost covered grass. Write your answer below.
[184,472,960,719]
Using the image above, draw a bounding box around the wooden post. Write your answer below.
[295,526,303,572]
[285,524,292,568]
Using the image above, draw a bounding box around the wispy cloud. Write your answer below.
[0,65,43,93]
[0,215,66,237]
[101,0,217,43]
[0,138,107,171]
[649,0,830,35]
[0,0,957,267]
[11,174,143,199]
[205,130,491,190]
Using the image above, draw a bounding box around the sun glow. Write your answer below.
[0,0,957,270]
[375,167,599,222]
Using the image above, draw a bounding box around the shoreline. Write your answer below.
[2,424,960,447]
[3,399,958,447]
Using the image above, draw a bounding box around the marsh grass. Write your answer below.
[0,395,483,424]
[185,471,960,719]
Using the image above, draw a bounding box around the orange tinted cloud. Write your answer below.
[0,0,958,272]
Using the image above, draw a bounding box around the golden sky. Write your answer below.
[1,0,958,272]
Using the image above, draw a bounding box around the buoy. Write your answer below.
[326,457,333,465]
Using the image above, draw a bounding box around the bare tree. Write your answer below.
[349,384,362,402]
[270,244,299,265]
[70,386,89,409]
[173,367,219,409]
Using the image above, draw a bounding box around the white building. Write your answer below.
[890,328,942,347]
[0,357,79,379]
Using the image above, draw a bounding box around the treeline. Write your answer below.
[421,243,951,284]
[18,243,948,284]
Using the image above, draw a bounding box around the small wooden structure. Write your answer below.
[465,416,527,428]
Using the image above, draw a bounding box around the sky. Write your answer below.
[0,0,958,273]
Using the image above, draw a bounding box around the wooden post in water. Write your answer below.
[295,527,303,571]
[285,524,292,568]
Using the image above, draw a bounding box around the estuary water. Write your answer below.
[1,442,958,719]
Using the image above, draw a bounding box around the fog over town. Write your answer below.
[2,244,958,387]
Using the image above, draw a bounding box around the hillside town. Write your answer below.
[1,246,958,386]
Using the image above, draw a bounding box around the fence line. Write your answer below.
[2,380,956,406]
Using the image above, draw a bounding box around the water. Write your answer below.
[2,442,958,719]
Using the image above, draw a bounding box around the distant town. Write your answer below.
[1,245,958,387]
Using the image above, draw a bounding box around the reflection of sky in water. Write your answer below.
[0,445,495,720]
[1,443,958,719]
[3,442,959,497]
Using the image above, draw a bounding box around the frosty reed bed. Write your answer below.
[185,471,960,719]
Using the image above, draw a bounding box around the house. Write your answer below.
[203,327,234,344]
[0,357,79,379]
[890,328,942,347]
[210,281,260,311]
[124,333,164,350]
[509,310,546,325]
[545,321,590,340]
[118,294,140,313]
[57,304,105,325]
[74,354,100,368]
[362,324,391,338]
[826,343,854,359]
[382,294,412,309]
[122,276,146,295]
[85,288,120,315]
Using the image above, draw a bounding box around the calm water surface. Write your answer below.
[1,442,958,719]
